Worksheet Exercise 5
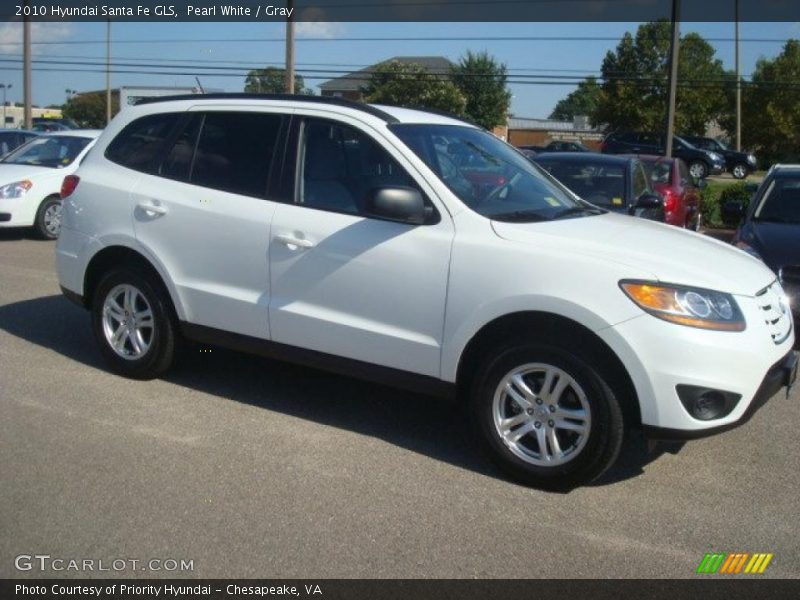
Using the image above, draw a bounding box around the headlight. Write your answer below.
[747,154,757,164]
[620,281,745,331]
[708,152,722,162]
[734,240,762,260]
[0,180,33,199]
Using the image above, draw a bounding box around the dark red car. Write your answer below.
[626,155,702,230]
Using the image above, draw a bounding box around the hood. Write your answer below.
[492,212,775,297]
[0,163,60,184]
[747,221,800,270]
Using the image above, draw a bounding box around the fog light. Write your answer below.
[676,385,741,421]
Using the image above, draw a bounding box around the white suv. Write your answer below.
[56,95,797,489]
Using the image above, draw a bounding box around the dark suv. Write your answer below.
[682,136,757,180]
[601,132,725,179]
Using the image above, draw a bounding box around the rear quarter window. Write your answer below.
[105,113,181,173]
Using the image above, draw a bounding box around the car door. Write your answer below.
[268,115,454,377]
[131,109,285,339]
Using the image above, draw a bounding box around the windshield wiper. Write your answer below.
[552,206,605,220]
[490,210,550,223]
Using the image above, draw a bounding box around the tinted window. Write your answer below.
[643,160,672,185]
[535,159,627,209]
[106,113,180,172]
[632,163,650,198]
[299,119,420,216]
[191,112,281,197]
[160,115,202,181]
[677,159,690,183]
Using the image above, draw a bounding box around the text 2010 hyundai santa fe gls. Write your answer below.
[56,95,797,489]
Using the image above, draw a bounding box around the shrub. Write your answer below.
[699,181,752,229]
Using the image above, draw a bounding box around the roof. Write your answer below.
[319,56,453,92]
[508,117,599,132]
[133,94,476,127]
[0,129,38,134]
[40,129,103,139]
[533,152,633,165]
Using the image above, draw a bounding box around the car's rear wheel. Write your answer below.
[689,161,708,180]
[91,268,177,380]
[33,195,62,240]
[732,163,749,179]
[470,342,624,490]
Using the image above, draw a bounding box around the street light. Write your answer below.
[0,84,11,128]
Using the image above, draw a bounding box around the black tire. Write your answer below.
[687,211,702,232]
[91,267,177,380]
[731,163,749,180]
[33,195,62,240]
[688,161,708,180]
[470,342,624,490]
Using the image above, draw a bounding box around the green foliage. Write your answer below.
[62,92,120,128]
[592,21,732,134]
[549,77,601,122]
[363,61,467,115]
[699,181,752,228]
[244,67,314,95]
[724,40,800,165]
[450,51,512,129]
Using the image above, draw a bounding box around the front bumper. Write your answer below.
[709,162,725,175]
[643,350,797,440]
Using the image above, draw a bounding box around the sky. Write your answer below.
[0,20,797,119]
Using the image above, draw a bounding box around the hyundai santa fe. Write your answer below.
[56,95,797,489]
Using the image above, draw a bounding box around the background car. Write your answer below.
[725,165,800,316]
[631,155,702,230]
[31,117,78,131]
[683,135,757,179]
[31,122,73,133]
[601,131,725,179]
[0,129,39,157]
[543,140,593,153]
[0,130,101,239]
[532,152,664,221]
[516,144,548,155]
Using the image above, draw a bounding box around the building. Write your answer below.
[507,115,603,149]
[319,56,452,101]
[2,104,63,128]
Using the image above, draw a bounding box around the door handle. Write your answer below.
[276,233,314,249]
[137,201,167,216]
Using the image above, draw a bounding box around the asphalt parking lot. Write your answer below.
[1,231,798,579]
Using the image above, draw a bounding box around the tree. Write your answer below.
[729,40,800,164]
[549,77,601,121]
[244,67,314,94]
[593,21,731,135]
[362,60,466,115]
[62,92,120,128]
[450,51,512,129]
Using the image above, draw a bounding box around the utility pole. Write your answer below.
[664,0,680,157]
[0,84,11,127]
[23,11,32,130]
[106,19,112,125]
[735,0,741,151]
[285,0,295,94]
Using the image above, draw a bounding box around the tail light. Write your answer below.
[662,189,677,212]
[61,175,80,199]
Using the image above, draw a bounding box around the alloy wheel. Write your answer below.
[101,284,155,360]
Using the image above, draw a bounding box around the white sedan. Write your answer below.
[0,129,101,239]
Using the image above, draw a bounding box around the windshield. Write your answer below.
[756,179,800,224]
[640,159,672,185]
[535,159,628,209]
[2,135,92,168]
[390,124,601,222]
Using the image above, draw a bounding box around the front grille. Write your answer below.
[755,281,793,344]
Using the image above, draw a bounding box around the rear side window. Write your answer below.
[190,112,282,198]
[632,162,650,198]
[160,114,203,181]
[105,113,180,172]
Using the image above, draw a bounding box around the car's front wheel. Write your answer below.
[91,268,177,379]
[689,161,708,180]
[732,163,749,179]
[470,342,624,490]
[33,195,63,240]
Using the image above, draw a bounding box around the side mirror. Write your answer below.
[721,201,745,225]
[635,193,664,210]
[365,186,426,225]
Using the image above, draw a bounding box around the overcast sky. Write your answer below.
[0,20,796,118]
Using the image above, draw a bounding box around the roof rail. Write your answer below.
[134,93,400,124]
